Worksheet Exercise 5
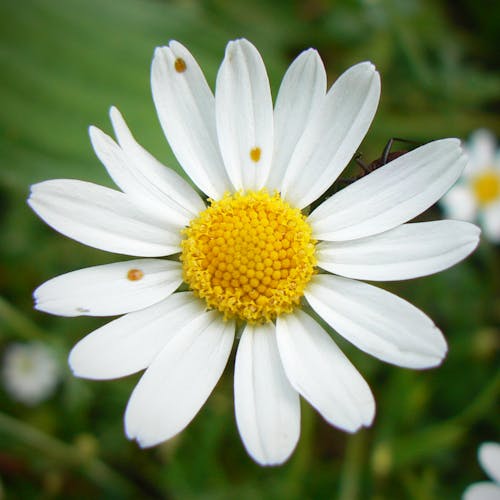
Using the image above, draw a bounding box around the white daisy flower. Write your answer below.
[28,39,479,466]
[2,342,60,405]
[463,442,500,500]
[441,129,500,243]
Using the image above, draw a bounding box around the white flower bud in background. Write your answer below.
[2,342,60,406]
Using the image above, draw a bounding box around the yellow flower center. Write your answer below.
[472,170,500,205]
[181,190,316,323]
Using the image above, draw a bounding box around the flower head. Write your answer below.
[28,39,479,465]
[463,442,500,500]
[441,129,500,242]
[181,190,317,323]
[2,342,60,405]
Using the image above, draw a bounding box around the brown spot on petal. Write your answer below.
[174,57,187,73]
[250,147,261,163]
[127,269,144,281]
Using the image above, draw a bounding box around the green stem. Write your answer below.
[389,372,500,469]
[0,411,138,496]
[391,24,432,87]
[284,402,315,499]
[0,296,46,340]
[452,370,500,424]
[338,431,367,500]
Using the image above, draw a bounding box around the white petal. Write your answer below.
[35,259,182,317]
[440,184,478,222]
[28,179,180,256]
[316,221,480,281]
[482,201,500,243]
[305,274,447,369]
[125,312,235,447]
[479,442,500,483]
[463,482,500,500]
[69,292,205,380]
[234,323,300,466]
[309,139,467,241]
[151,41,231,199]
[266,49,326,192]
[215,39,274,191]
[280,62,380,209]
[88,107,205,227]
[276,310,375,433]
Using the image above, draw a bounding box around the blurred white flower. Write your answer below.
[463,442,500,500]
[441,129,500,243]
[2,342,60,405]
[29,39,479,465]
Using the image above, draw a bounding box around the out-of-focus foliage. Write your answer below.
[0,0,498,498]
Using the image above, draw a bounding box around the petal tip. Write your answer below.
[26,189,35,204]
[246,447,293,467]
[226,38,255,56]
[68,343,104,378]
[126,426,164,449]
[67,354,83,378]
[259,458,287,467]
[445,137,462,149]
[88,124,98,136]
[425,327,448,363]
[32,298,44,313]
[416,350,448,370]
[426,355,446,369]
[136,436,156,449]
[27,182,45,207]
[124,423,136,441]
[108,107,127,139]
[225,39,240,57]
[364,403,376,427]
[300,47,317,56]
[109,106,121,121]
[88,125,104,144]
[471,225,482,247]
[153,46,165,57]
[230,37,250,46]
[354,60,377,74]
[152,46,169,69]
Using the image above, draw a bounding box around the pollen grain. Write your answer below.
[250,147,261,163]
[127,269,144,281]
[174,57,187,73]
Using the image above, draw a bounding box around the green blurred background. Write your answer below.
[0,0,499,498]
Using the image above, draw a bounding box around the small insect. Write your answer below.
[309,138,422,211]
[352,137,421,180]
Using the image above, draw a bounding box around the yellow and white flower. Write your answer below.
[463,442,500,500]
[441,129,500,243]
[2,342,60,405]
[29,39,479,465]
